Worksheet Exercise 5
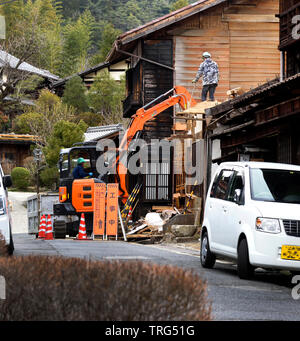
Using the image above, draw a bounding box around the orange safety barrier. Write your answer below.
[106,184,119,237]
[93,183,106,236]
[93,183,119,239]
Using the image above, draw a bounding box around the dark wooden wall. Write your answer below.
[0,143,31,174]
[279,0,300,50]
[141,39,174,142]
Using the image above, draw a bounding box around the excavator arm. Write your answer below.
[115,85,197,202]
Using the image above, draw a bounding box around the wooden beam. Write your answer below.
[176,101,221,115]
[126,234,162,239]
[222,14,279,23]
[211,120,255,138]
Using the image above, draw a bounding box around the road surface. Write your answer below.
[7,191,300,321]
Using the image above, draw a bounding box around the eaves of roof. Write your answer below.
[0,50,59,81]
[232,73,300,105]
[208,73,300,118]
[52,62,110,88]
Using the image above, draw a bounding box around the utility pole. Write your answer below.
[33,148,42,225]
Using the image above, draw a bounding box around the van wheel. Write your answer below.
[237,238,254,279]
[200,232,216,268]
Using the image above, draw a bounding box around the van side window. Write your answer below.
[210,173,220,197]
[227,172,244,203]
[212,170,234,200]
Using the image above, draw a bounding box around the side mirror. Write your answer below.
[233,189,242,204]
[3,175,12,188]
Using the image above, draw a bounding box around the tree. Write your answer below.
[0,35,44,114]
[62,76,89,113]
[0,0,63,122]
[14,89,75,146]
[41,119,87,188]
[87,70,126,124]
[91,22,121,64]
[1,0,63,74]
[43,120,88,167]
[170,0,189,12]
[60,10,95,77]
[0,0,25,40]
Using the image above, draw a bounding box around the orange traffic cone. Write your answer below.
[77,213,87,240]
[38,214,46,239]
[45,214,54,240]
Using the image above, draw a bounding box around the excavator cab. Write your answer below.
[54,145,105,237]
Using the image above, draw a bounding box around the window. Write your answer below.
[227,172,244,203]
[211,170,234,200]
[69,150,92,175]
[250,168,300,203]
[144,162,170,201]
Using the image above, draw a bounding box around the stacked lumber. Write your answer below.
[176,101,220,115]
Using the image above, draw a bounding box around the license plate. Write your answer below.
[281,245,300,261]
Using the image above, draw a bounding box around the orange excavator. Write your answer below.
[115,85,197,202]
[53,86,197,238]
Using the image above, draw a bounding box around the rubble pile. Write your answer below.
[125,208,177,242]
[125,207,199,244]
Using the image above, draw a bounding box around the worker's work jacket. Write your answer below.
[72,165,88,179]
[195,58,219,85]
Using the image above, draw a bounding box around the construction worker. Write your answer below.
[72,157,93,179]
[192,52,219,101]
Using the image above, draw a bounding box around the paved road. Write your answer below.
[12,233,300,321]
[7,191,300,321]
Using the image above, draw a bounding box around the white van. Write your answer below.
[201,162,300,279]
[0,166,13,255]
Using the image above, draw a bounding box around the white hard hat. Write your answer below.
[203,52,211,58]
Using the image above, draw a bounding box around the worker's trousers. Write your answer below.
[202,84,217,101]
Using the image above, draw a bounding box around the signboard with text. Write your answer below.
[93,183,119,239]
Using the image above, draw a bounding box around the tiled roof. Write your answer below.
[84,124,124,142]
[0,50,59,80]
[232,73,300,105]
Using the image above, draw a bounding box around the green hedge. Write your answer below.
[11,167,30,190]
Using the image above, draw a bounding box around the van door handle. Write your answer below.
[222,206,227,213]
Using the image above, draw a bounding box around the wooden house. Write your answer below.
[279,0,300,78]
[205,0,300,188]
[0,134,39,174]
[51,60,129,97]
[106,0,280,215]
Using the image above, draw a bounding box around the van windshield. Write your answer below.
[250,168,300,203]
